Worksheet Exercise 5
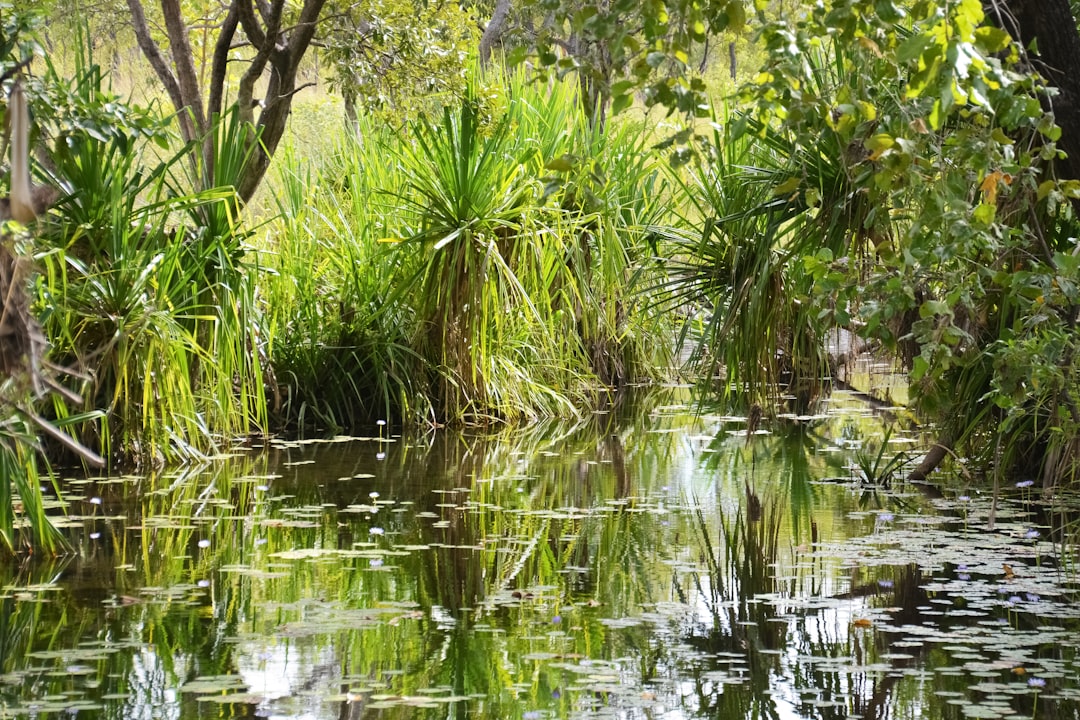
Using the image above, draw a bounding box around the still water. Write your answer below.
[1,390,1078,719]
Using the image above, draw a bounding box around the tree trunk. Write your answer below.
[996,0,1080,181]
[479,0,513,67]
[907,435,953,483]
[127,0,326,203]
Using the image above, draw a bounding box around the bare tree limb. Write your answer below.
[128,0,326,201]
[161,0,208,137]
[480,0,513,67]
[208,5,240,121]
[127,0,196,143]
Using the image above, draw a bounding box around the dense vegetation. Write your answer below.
[2,0,1080,553]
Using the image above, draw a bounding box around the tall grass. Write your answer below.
[35,58,267,468]
[655,92,871,413]
[264,71,675,429]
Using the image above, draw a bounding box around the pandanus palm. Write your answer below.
[386,97,539,420]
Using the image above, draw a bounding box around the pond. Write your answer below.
[1,389,1078,719]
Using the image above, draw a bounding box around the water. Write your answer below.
[1,390,1078,719]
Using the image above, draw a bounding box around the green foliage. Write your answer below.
[852,425,910,485]
[33,52,267,467]
[322,0,479,122]
[390,95,546,416]
[522,0,747,122]
[0,4,70,553]
[655,102,850,410]
[265,71,674,428]
[731,2,1080,482]
[0,386,67,554]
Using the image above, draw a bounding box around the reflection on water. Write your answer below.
[1,390,1078,719]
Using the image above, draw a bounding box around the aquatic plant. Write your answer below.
[654,96,852,413]
[34,51,267,467]
[852,426,911,486]
[264,70,674,428]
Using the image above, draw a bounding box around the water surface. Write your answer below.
[2,390,1078,719]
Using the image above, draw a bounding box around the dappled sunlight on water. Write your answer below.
[1,390,1078,719]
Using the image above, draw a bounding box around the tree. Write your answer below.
[502,0,746,128]
[741,0,1080,484]
[478,0,513,65]
[126,0,326,202]
[322,0,478,126]
[990,0,1080,182]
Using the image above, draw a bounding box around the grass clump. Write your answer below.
[264,73,675,429]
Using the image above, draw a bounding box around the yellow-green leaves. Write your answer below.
[865,132,895,160]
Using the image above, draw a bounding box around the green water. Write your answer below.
[1,390,1078,719]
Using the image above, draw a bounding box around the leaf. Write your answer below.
[611,93,632,115]
[772,176,801,196]
[911,356,929,381]
[991,127,1014,146]
[858,37,883,57]
[544,155,576,173]
[928,98,943,130]
[1037,180,1056,201]
[973,202,996,226]
[979,170,1003,204]
[897,33,932,64]
[1038,115,1062,141]
[919,299,950,318]
[875,0,905,22]
[865,133,894,160]
[974,26,1011,54]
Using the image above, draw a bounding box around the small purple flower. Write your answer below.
[551,689,561,700]
[552,615,562,624]
[1025,529,1041,539]
[876,512,895,524]
[1016,480,1035,488]
[958,573,971,581]
[1028,677,1046,689]
[1008,595,1022,604]
[958,495,971,502]
[877,579,894,589]
[524,712,542,720]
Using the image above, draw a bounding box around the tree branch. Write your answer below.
[480,0,513,67]
[160,0,207,136]
[126,0,195,143]
[207,3,239,121]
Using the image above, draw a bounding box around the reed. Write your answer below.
[34,55,268,468]
[263,70,676,429]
